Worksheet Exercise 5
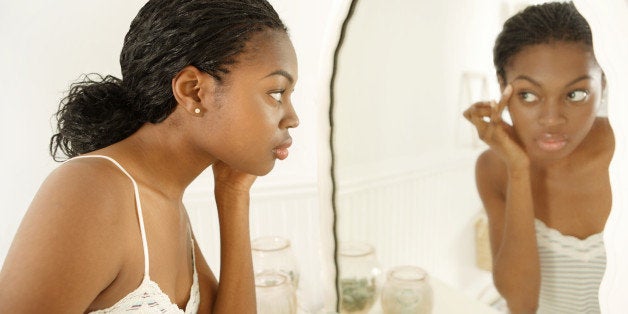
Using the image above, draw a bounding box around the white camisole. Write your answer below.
[535,218,606,314]
[72,155,200,314]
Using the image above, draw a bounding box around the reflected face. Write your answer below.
[503,41,604,161]
[202,30,299,175]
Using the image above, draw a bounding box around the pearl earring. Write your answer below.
[194,108,201,114]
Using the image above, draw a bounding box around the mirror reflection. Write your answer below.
[333,1,613,313]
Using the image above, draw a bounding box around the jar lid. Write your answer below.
[252,236,291,252]
[387,265,428,282]
[339,241,375,257]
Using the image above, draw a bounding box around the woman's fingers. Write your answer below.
[212,160,257,193]
[464,99,510,145]
[464,102,492,121]
[492,84,513,123]
[465,102,496,141]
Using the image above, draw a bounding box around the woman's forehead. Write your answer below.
[505,41,601,82]
[228,30,297,81]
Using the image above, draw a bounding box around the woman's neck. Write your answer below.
[96,118,215,201]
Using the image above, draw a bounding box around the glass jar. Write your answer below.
[252,236,300,288]
[255,270,297,314]
[339,241,383,314]
[381,265,433,314]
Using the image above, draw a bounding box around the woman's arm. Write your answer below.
[476,152,540,314]
[0,160,128,312]
[207,160,257,314]
[465,85,540,313]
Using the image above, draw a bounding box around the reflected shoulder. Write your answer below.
[476,149,506,176]
[590,117,615,160]
[475,149,507,197]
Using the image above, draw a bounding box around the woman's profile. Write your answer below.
[464,2,612,313]
[0,0,299,312]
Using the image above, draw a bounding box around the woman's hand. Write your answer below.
[464,85,529,169]
[212,160,257,195]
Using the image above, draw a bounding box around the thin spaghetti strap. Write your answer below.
[68,155,151,278]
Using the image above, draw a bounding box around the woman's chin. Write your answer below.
[527,146,575,163]
[244,161,275,177]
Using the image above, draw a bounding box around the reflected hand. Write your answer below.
[463,85,529,167]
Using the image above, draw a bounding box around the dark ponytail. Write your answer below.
[50,74,142,160]
[50,0,286,161]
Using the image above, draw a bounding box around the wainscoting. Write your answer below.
[336,149,491,294]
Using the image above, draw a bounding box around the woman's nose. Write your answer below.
[281,103,300,129]
[538,99,566,127]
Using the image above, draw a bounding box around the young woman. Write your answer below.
[464,2,613,313]
[0,0,299,312]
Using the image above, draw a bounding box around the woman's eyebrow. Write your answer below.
[510,75,541,87]
[510,74,593,87]
[264,69,294,84]
[565,75,593,87]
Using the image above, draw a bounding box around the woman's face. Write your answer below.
[503,41,604,162]
[200,29,299,176]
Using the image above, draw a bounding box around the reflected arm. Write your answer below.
[476,150,540,314]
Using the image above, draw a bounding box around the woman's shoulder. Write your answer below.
[476,149,507,176]
[593,117,614,146]
[29,155,139,250]
[475,149,508,195]
[43,156,137,215]
[0,156,138,311]
[586,117,615,161]
[24,155,140,266]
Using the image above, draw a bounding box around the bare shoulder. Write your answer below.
[593,117,615,157]
[0,157,137,312]
[475,149,507,200]
[31,157,136,229]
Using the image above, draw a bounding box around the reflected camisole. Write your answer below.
[535,218,605,314]
[72,155,200,314]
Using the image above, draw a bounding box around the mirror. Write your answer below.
[332,0,619,312]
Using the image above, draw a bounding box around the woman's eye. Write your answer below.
[567,90,588,102]
[270,91,283,102]
[520,92,539,103]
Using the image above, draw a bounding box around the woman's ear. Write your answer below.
[172,66,215,116]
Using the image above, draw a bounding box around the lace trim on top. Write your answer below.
[89,270,200,313]
[534,218,605,262]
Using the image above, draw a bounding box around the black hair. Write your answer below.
[493,1,593,80]
[50,0,287,160]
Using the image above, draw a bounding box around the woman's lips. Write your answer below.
[273,138,292,160]
[536,134,567,152]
